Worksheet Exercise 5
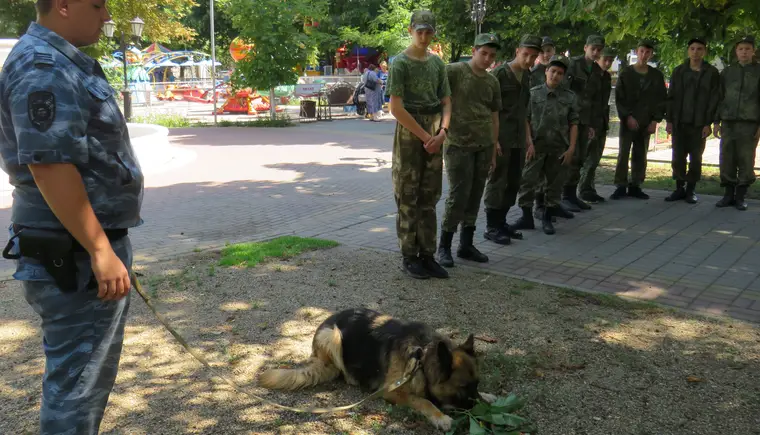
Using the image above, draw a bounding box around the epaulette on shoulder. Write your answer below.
[33,45,55,68]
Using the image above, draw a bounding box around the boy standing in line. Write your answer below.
[483,34,542,245]
[513,55,579,234]
[386,10,452,279]
[437,33,502,267]
[611,40,667,200]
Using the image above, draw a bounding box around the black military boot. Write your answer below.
[627,184,650,199]
[542,207,556,235]
[554,203,575,219]
[735,185,749,211]
[503,222,524,240]
[665,181,686,202]
[513,206,535,230]
[419,254,449,279]
[685,182,698,204]
[715,185,735,207]
[580,190,606,203]
[610,185,627,200]
[402,256,429,279]
[533,192,546,219]
[566,185,592,210]
[457,226,489,263]
[483,209,510,245]
[560,185,581,212]
[436,230,455,268]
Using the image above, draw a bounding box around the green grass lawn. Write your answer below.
[219,236,339,268]
[596,156,760,199]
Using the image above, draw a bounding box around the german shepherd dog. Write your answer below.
[259,308,496,431]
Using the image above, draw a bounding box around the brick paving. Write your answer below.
[1,119,759,324]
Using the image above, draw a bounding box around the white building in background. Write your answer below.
[0,39,19,70]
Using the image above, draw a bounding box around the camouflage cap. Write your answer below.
[519,34,543,51]
[474,33,501,48]
[638,39,656,49]
[601,46,616,58]
[410,10,436,32]
[548,54,570,71]
[736,35,755,47]
[586,35,605,47]
[688,37,707,47]
[541,36,555,47]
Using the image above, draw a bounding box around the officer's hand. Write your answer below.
[495,142,502,156]
[561,149,574,166]
[588,128,596,140]
[91,248,131,301]
[647,121,657,134]
[702,125,712,139]
[713,123,722,139]
[626,116,639,131]
[666,122,673,135]
[526,144,535,161]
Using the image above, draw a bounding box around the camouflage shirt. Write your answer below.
[716,61,760,124]
[614,65,667,127]
[666,60,721,127]
[385,52,451,112]
[564,55,604,128]
[599,69,612,131]
[445,62,502,148]
[491,62,530,148]
[527,84,580,152]
[529,63,547,88]
[0,22,144,230]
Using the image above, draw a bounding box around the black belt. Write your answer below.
[11,224,127,252]
[407,106,442,115]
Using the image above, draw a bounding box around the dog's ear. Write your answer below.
[436,341,453,377]
[460,334,475,356]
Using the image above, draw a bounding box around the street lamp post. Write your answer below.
[102,17,145,122]
[470,0,486,39]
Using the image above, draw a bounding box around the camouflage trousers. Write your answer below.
[392,114,443,257]
[484,147,525,212]
[10,231,133,435]
[442,145,493,232]
[614,125,651,187]
[563,124,591,188]
[517,149,567,208]
[719,121,760,187]
[671,124,707,183]
[579,130,607,195]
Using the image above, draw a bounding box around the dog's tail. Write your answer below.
[259,326,344,391]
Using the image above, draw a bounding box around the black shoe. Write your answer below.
[735,185,749,211]
[542,207,555,235]
[503,223,523,240]
[665,181,686,202]
[419,255,449,279]
[402,256,429,279]
[685,182,698,204]
[560,199,581,212]
[627,185,650,199]
[554,204,575,219]
[580,191,606,203]
[610,186,627,200]
[484,209,510,245]
[513,207,535,230]
[437,230,455,267]
[716,186,736,208]
[457,226,489,263]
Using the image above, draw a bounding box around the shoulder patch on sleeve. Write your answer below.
[27,91,56,131]
[33,45,55,68]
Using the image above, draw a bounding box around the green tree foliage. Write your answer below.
[180,0,238,65]
[227,0,330,90]
[0,0,36,38]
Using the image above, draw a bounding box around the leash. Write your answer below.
[131,274,420,414]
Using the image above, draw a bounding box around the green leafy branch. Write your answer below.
[446,394,536,435]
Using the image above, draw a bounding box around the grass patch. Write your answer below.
[556,287,665,313]
[218,236,339,268]
[132,113,193,128]
[215,114,294,128]
[596,157,760,199]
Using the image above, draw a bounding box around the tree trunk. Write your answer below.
[270,88,276,119]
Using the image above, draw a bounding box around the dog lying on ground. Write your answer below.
[258,308,496,431]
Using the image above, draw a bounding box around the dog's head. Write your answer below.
[423,334,481,410]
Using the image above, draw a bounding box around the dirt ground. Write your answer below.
[1,245,759,435]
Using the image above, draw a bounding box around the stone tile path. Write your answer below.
[1,119,758,323]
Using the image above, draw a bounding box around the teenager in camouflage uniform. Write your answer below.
[514,55,580,235]
[561,35,606,212]
[578,46,615,203]
[437,33,502,267]
[714,35,760,211]
[387,10,452,279]
[530,36,556,88]
[611,39,668,200]
[483,35,542,245]
[664,37,721,204]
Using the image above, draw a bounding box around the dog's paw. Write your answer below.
[479,392,498,404]
[429,413,453,431]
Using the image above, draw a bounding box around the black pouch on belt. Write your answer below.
[6,228,79,293]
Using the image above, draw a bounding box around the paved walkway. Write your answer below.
[1,119,759,324]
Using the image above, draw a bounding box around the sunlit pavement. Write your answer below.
[1,118,759,323]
